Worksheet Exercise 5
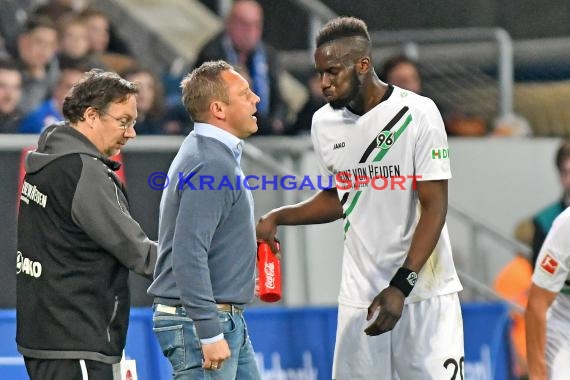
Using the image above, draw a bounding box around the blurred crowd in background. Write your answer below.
[0,0,196,135]
[0,0,547,138]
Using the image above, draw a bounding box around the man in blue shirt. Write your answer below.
[148,60,262,379]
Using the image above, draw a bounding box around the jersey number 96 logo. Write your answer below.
[376,131,395,150]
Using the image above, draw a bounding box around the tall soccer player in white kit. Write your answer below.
[256,17,464,379]
[525,207,570,380]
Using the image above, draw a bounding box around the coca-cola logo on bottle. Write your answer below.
[264,262,275,289]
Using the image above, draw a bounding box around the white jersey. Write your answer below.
[533,207,570,331]
[311,85,462,307]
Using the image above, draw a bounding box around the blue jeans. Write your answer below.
[152,305,261,380]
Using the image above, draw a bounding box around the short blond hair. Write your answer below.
[180,60,233,122]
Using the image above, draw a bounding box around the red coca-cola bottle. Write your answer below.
[257,241,281,302]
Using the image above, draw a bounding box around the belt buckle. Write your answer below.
[217,304,241,314]
[217,304,231,313]
[230,304,244,314]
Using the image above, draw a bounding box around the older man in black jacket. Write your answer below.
[16,69,157,380]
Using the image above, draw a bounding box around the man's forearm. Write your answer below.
[402,180,447,272]
[525,307,547,379]
[268,189,343,226]
[402,203,446,272]
[525,285,554,380]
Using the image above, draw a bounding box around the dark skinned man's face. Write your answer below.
[314,41,362,110]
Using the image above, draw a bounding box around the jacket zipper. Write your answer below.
[106,296,119,342]
[113,183,126,213]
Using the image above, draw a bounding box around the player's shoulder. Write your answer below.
[311,103,345,136]
[312,103,337,123]
[389,87,444,135]
[550,207,570,233]
[391,86,438,113]
[78,154,113,179]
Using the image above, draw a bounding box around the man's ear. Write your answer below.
[210,101,225,120]
[357,56,371,75]
[84,107,98,126]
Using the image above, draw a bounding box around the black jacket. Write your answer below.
[16,122,157,364]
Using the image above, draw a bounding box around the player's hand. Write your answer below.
[364,286,405,336]
[202,339,230,370]
[256,215,279,253]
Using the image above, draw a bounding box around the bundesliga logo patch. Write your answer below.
[540,253,559,275]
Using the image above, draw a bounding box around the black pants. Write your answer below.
[24,357,114,380]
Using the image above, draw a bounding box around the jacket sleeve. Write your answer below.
[71,155,157,278]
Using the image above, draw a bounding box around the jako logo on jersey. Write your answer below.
[540,253,559,275]
[333,142,346,150]
[376,131,395,150]
[431,148,449,159]
[16,251,43,278]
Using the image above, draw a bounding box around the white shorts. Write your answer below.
[332,293,464,380]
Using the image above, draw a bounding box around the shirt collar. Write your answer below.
[193,122,244,163]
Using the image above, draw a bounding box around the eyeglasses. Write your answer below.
[97,109,137,131]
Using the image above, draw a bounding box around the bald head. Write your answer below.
[229,0,262,19]
[227,0,263,53]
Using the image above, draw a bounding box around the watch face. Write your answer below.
[406,272,418,286]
